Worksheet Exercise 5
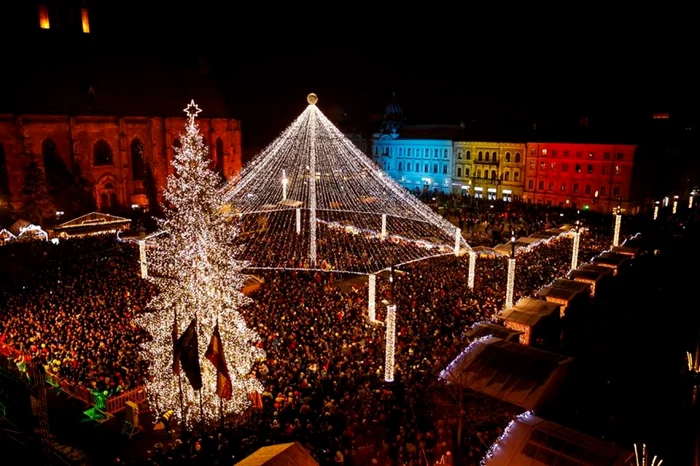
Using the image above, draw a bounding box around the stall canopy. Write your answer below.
[482,412,634,465]
[440,336,572,410]
[242,274,265,296]
[54,212,131,237]
[234,442,319,466]
[577,263,614,276]
[0,228,16,243]
[611,245,639,257]
[592,251,630,268]
[538,279,590,304]
[466,322,523,342]
[500,298,560,327]
[9,219,48,241]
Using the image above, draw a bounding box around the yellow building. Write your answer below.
[452,141,526,201]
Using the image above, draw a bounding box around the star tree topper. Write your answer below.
[184,99,202,124]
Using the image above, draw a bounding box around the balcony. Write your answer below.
[474,158,500,165]
[471,176,500,186]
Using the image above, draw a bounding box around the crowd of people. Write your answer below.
[0,201,619,465]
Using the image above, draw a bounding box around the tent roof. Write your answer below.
[55,212,131,230]
[467,322,523,342]
[234,442,319,466]
[538,279,590,301]
[9,219,31,236]
[592,252,630,267]
[440,336,572,410]
[500,297,560,326]
[0,228,16,240]
[483,413,634,465]
[568,268,608,282]
[611,245,639,257]
[578,263,614,276]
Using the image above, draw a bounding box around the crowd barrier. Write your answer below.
[0,341,148,414]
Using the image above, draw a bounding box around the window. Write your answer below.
[604,152,611,159]
[587,164,593,174]
[575,163,581,173]
[425,148,429,156]
[0,143,7,194]
[424,163,429,172]
[38,4,50,29]
[550,162,556,170]
[538,180,544,190]
[540,162,545,170]
[615,165,620,175]
[616,152,623,160]
[457,150,462,159]
[485,152,490,162]
[131,138,145,180]
[541,148,547,155]
[552,150,557,157]
[515,153,521,163]
[602,166,608,175]
[613,186,620,197]
[432,164,437,173]
[215,138,225,175]
[434,149,439,158]
[491,170,497,179]
[585,185,591,194]
[477,169,482,178]
[398,148,403,156]
[576,151,582,158]
[492,152,497,161]
[442,164,447,174]
[600,186,606,196]
[531,149,537,156]
[514,171,520,182]
[457,167,462,177]
[588,152,594,158]
[478,151,483,161]
[504,172,510,181]
[465,168,470,177]
[548,182,554,190]
[573,183,579,193]
[562,163,568,172]
[563,150,569,157]
[406,163,411,171]
[505,152,511,162]
[528,180,534,189]
[529,160,535,170]
[444,149,448,158]
[398,162,402,171]
[560,183,566,192]
[466,150,471,160]
[93,140,113,166]
[81,8,90,33]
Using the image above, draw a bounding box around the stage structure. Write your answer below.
[220,93,472,276]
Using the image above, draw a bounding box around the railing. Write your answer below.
[0,341,147,414]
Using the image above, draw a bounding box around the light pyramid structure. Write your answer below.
[221,93,471,275]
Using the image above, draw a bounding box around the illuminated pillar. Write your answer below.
[282,169,288,201]
[384,304,396,382]
[381,214,387,240]
[308,110,317,266]
[673,196,679,214]
[570,229,580,271]
[139,240,147,278]
[653,202,659,220]
[690,195,695,209]
[368,274,376,322]
[505,258,516,308]
[454,228,462,256]
[296,208,301,234]
[613,211,622,247]
[467,250,476,289]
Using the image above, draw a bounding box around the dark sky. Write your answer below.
[3,2,697,151]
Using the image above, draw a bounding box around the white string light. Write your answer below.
[467,250,476,289]
[672,196,678,214]
[282,169,288,201]
[570,229,580,271]
[368,273,376,322]
[505,258,516,308]
[139,239,148,278]
[137,101,265,428]
[613,210,622,247]
[653,203,659,220]
[479,411,534,465]
[690,195,694,209]
[220,94,470,274]
[454,227,461,256]
[384,304,396,382]
[634,443,663,466]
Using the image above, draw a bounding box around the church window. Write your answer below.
[131,138,145,180]
[93,140,113,166]
[505,152,511,162]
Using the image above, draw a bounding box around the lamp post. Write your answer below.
[571,219,581,271]
[612,202,622,248]
[505,232,516,308]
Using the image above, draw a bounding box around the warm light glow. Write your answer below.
[384,304,396,382]
[81,8,90,33]
[570,230,580,270]
[634,443,663,466]
[367,273,376,321]
[505,258,516,308]
[653,204,659,220]
[139,240,147,278]
[467,251,476,289]
[504,321,531,345]
[38,4,50,29]
[136,101,265,428]
[672,196,678,214]
[612,212,622,247]
[220,96,470,274]
[689,195,694,209]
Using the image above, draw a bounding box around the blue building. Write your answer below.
[370,97,459,194]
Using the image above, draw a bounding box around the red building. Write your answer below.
[522,142,639,213]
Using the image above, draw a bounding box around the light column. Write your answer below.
[612,207,622,247]
[139,240,147,278]
[381,214,387,240]
[454,228,461,256]
[690,195,695,209]
[296,208,301,234]
[368,273,376,322]
[505,234,516,308]
[467,250,476,289]
[570,227,580,271]
[308,108,317,266]
[384,304,396,382]
[282,169,288,201]
[653,202,659,220]
[673,195,679,214]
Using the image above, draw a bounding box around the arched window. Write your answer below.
[505,152,511,162]
[485,152,490,162]
[0,143,8,195]
[42,138,70,187]
[504,171,510,181]
[491,170,497,179]
[515,153,521,163]
[93,139,113,166]
[398,162,402,171]
[215,138,225,175]
[466,150,471,160]
[478,151,483,161]
[131,138,145,180]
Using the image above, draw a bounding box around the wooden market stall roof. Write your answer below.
[500,298,560,327]
[482,413,633,465]
[538,279,590,302]
[54,212,131,236]
[439,336,572,410]
[568,268,609,283]
[577,263,614,276]
[612,245,640,257]
[466,322,523,342]
[234,442,319,466]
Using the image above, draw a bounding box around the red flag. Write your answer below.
[205,324,232,400]
[172,315,180,375]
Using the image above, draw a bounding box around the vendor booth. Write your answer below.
[537,279,590,317]
[567,266,612,297]
[466,321,523,343]
[612,245,640,258]
[499,297,560,346]
[10,219,48,241]
[54,212,131,238]
[0,228,16,243]
[591,251,631,276]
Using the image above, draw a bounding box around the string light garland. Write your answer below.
[467,250,476,289]
[689,195,694,209]
[384,304,396,382]
[672,196,678,214]
[612,209,622,247]
[479,411,534,465]
[439,335,492,382]
[570,228,580,271]
[137,101,265,427]
[367,273,376,322]
[653,202,659,220]
[139,239,147,278]
[220,94,471,274]
[634,443,663,466]
[505,258,516,308]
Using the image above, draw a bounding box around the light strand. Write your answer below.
[384,304,396,382]
[570,230,580,271]
[368,273,376,322]
[467,250,476,289]
[613,212,622,247]
[480,411,535,465]
[505,258,516,308]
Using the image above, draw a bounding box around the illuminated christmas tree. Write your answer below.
[137,101,264,427]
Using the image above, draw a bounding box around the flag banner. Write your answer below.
[175,317,202,390]
[205,324,233,399]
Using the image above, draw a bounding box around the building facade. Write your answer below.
[452,141,525,201]
[522,142,638,212]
